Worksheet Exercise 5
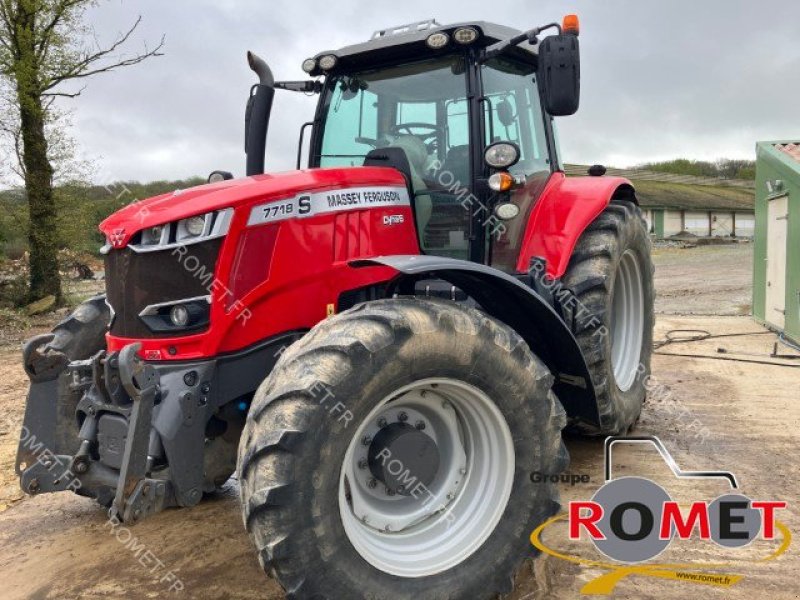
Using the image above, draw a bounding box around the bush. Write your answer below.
[1,238,27,260]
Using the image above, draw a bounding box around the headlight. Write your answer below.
[126,208,234,253]
[453,27,479,44]
[318,55,337,70]
[302,58,317,73]
[495,202,520,220]
[484,142,521,169]
[139,296,211,333]
[170,304,189,327]
[426,32,450,49]
[141,225,164,245]
[182,215,207,238]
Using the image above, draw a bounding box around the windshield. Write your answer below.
[317,55,469,171]
[316,55,474,259]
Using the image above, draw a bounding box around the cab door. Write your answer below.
[480,58,554,273]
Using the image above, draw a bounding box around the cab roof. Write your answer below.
[307,20,537,76]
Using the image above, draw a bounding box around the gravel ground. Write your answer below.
[0,243,798,599]
[652,242,753,316]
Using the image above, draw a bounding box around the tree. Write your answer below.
[0,0,163,302]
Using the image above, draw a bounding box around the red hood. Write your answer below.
[100,167,406,247]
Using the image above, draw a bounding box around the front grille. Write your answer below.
[105,239,222,338]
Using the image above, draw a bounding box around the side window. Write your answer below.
[446,99,469,148]
[481,60,550,176]
[485,93,521,147]
[320,83,378,167]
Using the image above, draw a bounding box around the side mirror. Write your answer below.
[537,34,580,116]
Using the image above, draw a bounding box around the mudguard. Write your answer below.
[516,173,636,277]
[351,255,601,427]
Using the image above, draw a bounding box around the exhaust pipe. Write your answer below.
[245,51,275,176]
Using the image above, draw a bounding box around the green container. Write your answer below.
[753,141,800,344]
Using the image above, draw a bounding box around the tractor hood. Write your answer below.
[100,167,406,249]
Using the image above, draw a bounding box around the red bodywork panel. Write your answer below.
[515,172,633,277]
[99,168,630,361]
[100,167,419,360]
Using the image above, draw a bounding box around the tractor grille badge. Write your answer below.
[109,228,126,247]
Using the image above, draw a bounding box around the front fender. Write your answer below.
[516,172,636,277]
[351,255,600,427]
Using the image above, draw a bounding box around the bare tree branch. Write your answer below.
[43,84,86,98]
[43,16,165,92]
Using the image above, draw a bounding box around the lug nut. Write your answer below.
[398,411,408,422]
[377,417,388,428]
[73,460,89,474]
[362,435,372,446]
[368,478,377,489]
[415,420,426,430]
[386,487,396,496]
[397,485,405,494]
[358,458,368,469]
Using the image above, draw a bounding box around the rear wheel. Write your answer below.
[561,200,654,434]
[238,298,567,599]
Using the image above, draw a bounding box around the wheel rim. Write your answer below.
[610,249,645,392]
[339,378,515,577]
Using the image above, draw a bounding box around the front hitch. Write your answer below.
[17,339,175,522]
[110,343,162,523]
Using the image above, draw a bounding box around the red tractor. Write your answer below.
[17,16,653,599]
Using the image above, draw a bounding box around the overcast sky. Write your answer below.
[60,0,800,183]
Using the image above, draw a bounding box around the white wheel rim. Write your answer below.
[339,378,515,577]
[610,249,645,392]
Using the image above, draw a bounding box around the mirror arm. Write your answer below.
[275,80,323,93]
[480,22,562,63]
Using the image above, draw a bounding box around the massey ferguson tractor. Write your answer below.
[17,16,654,599]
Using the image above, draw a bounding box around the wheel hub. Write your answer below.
[368,423,440,496]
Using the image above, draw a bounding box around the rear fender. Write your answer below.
[351,255,601,427]
[516,173,637,277]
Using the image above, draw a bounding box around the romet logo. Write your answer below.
[530,436,791,594]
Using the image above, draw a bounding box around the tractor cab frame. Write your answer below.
[245,19,580,269]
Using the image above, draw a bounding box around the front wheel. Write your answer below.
[238,298,567,599]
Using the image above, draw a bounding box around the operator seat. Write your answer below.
[363,135,432,250]
[441,145,470,187]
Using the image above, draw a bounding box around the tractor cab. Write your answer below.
[240,18,581,272]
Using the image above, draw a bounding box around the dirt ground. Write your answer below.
[652,242,753,316]
[0,243,798,599]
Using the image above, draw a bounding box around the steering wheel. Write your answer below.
[389,123,443,154]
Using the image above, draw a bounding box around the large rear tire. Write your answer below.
[238,298,568,599]
[561,200,655,434]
